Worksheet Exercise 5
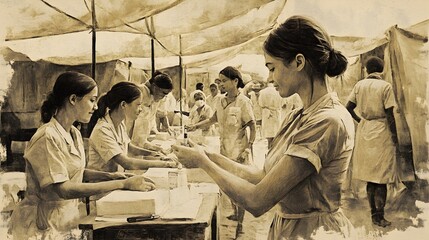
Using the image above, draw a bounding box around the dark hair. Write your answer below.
[219,66,245,88]
[88,81,141,135]
[149,70,173,90]
[196,82,204,90]
[41,72,96,123]
[263,16,348,78]
[209,83,218,89]
[365,56,384,74]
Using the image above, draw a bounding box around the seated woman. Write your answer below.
[188,91,214,136]
[10,72,155,240]
[87,81,177,173]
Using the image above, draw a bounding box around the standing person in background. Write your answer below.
[156,92,176,132]
[130,71,174,152]
[258,80,283,149]
[346,56,398,227]
[10,72,154,240]
[186,66,256,236]
[189,91,214,136]
[188,82,205,109]
[248,83,263,139]
[87,81,177,174]
[206,83,222,111]
[172,16,355,239]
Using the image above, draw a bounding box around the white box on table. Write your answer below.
[96,189,169,216]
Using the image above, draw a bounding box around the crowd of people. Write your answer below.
[8,15,404,240]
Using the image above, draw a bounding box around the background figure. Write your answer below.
[171,88,189,126]
[188,82,205,109]
[172,15,355,240]
[248,83,263,139]
[188,91,214,136]
[130,71,173,152]
[346,56,399,228]
[258,81,283,149]
[206,83,222,111]
[156,92,176,132]
[186,66,256,236]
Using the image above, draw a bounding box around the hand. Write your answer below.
[185,124,196,132]
[167,127,175,136]
[171,139,207,168]
[123,175,155,191]
[237,148,251,164]
[110,172,135,180]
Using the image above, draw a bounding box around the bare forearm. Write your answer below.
[129,142,159,156]
[84,169,115,182]
[194,118,214,129]
[54,180,125,199]
[248,121,256,144]
[114,154,170,170]
[206,151,264,184]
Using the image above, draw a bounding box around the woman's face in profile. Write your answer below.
[75,87,98,123]
[124,95,142,121]
[264,53,299,98]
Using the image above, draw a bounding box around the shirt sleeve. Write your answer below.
[241,98,255,124]
[383,83,396,109]
[25,130,70,188]
[285,113,348,172]
[90,125,124,162]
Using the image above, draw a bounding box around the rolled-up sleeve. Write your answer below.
[25,131,69,188]
[285,115,347,173]
[90,126,123,162]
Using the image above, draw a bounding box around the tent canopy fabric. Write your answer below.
[2,0,428,68]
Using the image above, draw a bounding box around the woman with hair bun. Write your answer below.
[10,72,155,240]
[172,16,355,239]
[87,81,177,174]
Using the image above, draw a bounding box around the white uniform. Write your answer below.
[131,83,160,147]
[88,113,130,173]
[348,74,397,183]
[214,93,255,163]
[11,118,85,239]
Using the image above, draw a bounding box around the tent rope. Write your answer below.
[40,0,90,27]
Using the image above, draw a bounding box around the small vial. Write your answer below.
[183,129,188,146]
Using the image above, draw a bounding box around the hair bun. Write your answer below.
[326,49,348,77]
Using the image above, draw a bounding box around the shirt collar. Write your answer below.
[301,92,337,116]
[367,72,383,79]
[50,117,74,146]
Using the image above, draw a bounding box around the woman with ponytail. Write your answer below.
[87,81,177,174]
[10,72,155,240]
[172,16,356,239]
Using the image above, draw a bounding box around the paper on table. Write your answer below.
[161,194,203,220]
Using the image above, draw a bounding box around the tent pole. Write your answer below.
[179,35,183,128]
[151,38,155,77]
[91,0,96,80]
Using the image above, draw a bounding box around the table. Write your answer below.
[79,193,219,240]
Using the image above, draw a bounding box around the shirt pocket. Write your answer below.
[226,107,242,127]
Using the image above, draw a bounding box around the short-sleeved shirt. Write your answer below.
[131,82,160,147]
[189,104,214,135]
[88,113,130,172]
[214,93,255,160]
[11,118,85,239]
[265,93,355,214]
[24,118,86,198]
[347,74,396,120]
